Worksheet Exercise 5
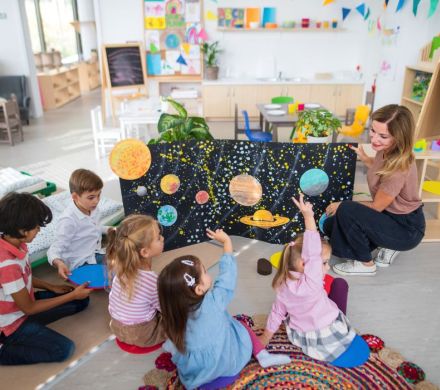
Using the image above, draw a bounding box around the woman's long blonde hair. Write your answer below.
[272,234,331,289]
[107,214,159,300]
[372,104,415,178]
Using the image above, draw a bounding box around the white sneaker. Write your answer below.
[375,248,400,268]
[333,260,377,276]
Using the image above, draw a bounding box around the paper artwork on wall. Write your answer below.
[118,140,357,250]
[218,8,245,27]
[165,50,181,72]
[165,0,185,28]
[355,3,366,17]
[262,7,276,27]
[145,30,160,52]
[186,22,201,44]
[145,1,166,29]
[187,44,200,59]
[181,58,201,74]
[160,29,185,49]
[176,54,187,66]
[342,8,351,21]
[245,8,260,28]
[206,10,217,21]
[185,0,200,22]
[379,59,398,80]
[147,53,162,75]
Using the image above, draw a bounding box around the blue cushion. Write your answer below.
[331,334,370,368]
[199,374,239,390]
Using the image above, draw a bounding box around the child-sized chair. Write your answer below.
[242,110,272,142]
[271,96,294,104]
[90,106,123,159]
[339,105,370,139]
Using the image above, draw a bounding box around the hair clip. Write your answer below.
[288,241,295,247]
[181,259,194,266]
[183,273,195,287]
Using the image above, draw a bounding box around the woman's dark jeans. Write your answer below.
[323,201,425,262]
[0,291,89,365]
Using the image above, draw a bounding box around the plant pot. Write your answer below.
[205,66,219,80]
[307,134,332,143]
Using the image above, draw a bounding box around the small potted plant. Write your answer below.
[294,108,341,143]
[201,41,221,80]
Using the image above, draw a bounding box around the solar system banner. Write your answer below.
[118,140,357,250]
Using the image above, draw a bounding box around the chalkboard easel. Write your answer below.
[101,43,148,123]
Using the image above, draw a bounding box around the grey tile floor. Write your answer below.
[1,91,439,388]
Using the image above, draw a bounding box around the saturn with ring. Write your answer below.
[240,209,289,229]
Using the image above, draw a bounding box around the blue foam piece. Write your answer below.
[331,334,370,368]
[68,264,110,290]
[199,374,239,390]
[319,213,328,234]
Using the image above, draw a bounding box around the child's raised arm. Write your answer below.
[206,228,233,253]
[291,193,316,232]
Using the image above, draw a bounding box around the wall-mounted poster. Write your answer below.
[145,1,166,29]
[218,8,245,27]
[118,140,357,250]
[165,0,185,28]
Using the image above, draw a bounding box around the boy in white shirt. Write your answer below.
[48,169,109,279]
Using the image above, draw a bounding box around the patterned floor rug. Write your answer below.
[143,316,437,389]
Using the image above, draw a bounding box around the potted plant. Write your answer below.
[201,41,221,80]
[294,108,341,143]
[149,98,214,144]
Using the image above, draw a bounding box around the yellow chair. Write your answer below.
[339,105,370,138]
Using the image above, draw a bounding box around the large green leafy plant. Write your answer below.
[295,108,341,138]
[201,41,221,67]
[148,99,213,144]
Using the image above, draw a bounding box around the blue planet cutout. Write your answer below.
[299,168,329,196]
[319,213,328,234]
[165,33,180,49]
[157,205,178,227]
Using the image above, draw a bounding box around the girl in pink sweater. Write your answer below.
[259,194,356,362]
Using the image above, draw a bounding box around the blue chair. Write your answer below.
[242,110,272,142]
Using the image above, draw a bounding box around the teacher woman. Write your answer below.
[323,104,425,276]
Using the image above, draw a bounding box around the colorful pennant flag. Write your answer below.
[383,0,390,8]
[206,11,217,21]
[413,0,422,15]
[342,8,351,20]
[396,0,406,11]
[356,3,366,16]
[176,54,187,66]
[428,0,439,17]
[364,7,371,20]
[377,17,382,30]
[323,0,335,5]
[181,43,190,55]
[198,28,208,42]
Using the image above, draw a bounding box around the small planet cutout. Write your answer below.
[229,174,262,206]
[157,205,178,227]
[136,186,147,197]
[109,139,151,180]
[160,174,180,195]
[240,209,289,229]
[195,190,209,205]
[299,168,329,196]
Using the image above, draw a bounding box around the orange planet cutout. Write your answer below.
[195,190,209,204]
[240,209,289,229]
[160,174,180,195]
[109,139,151,180]
[229,174,263,206]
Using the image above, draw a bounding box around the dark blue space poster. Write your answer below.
[119,140,356,250]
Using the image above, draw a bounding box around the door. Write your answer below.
[202,86,231,118]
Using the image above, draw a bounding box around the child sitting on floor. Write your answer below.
[107,215,166,347]
[48,169,109,279]
[158,228,290,390]
[259,194,356,362]
[0,193,91,365]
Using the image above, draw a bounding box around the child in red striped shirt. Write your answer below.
[107,215,166,347]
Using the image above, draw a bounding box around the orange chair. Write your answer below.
[339,105,370,138]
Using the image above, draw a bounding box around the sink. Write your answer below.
[256,77,306,82]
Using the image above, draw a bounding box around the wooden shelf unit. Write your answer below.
[217,27,345,32]
[401,61,440,140]
[38,67,81,110]
[78,61,100,93]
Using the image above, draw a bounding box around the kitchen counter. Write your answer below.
[202,78,364,86]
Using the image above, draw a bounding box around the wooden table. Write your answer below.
[256,103,298,142]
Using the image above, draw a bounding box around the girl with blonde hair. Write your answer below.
[325,105,425,276]
[107,214,166,347]
[259,194,357,362]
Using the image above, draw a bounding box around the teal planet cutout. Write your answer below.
[299,168,329,196]
[157,205,178,227]
[319,213,328,234]
[165,34,180,49]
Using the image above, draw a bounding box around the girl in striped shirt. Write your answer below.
[107,215,166,347]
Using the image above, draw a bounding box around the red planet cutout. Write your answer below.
[195,190,209,204]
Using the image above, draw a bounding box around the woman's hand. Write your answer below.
[326,202,341,217]
[349,144,374,168]
[292,193,316,231]
[49,284,74,294]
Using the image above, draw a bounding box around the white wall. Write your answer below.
[0,0,42,117]
[94,0,440,109]
[77,0,97,61]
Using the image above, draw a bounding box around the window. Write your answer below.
[25,0,42,53]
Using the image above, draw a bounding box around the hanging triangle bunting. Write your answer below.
[413,0,422,15]
[342,8,351,20]
[176,54,187,66]
[198,28,208,42]
[364,7,371,19]
[356,3,366,16]
[428,0,439,17]
[377,17,382,30]
[181,43,190,55]
[396,0,406,11]
[384,0,390,8]
[323,0,335,5]
[150,43,159,54]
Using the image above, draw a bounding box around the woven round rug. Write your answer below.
[164,326,413,389]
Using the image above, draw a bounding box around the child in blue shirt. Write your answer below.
[158,228,290,389]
